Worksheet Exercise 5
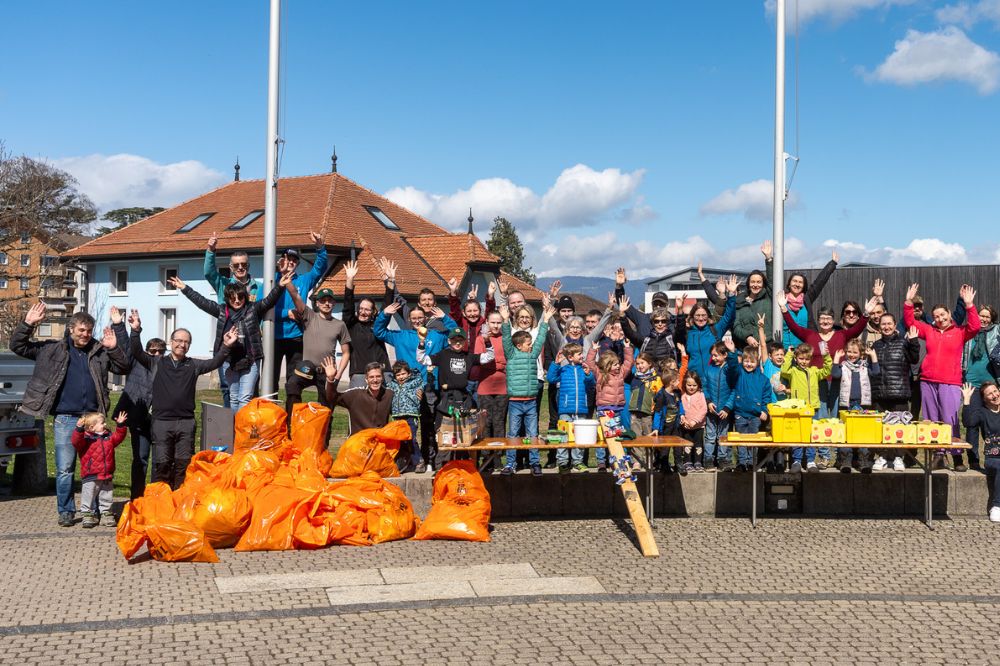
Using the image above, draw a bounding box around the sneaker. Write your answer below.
[840,463,853,474]
[872,456,888,471]
[573,463,589,473]
[719,462,735,473]
[57,512,74,528]
[558,464,571,474]
[693,462,705,472]
[543,461,557,469]
[81,513,99,529]
[892,457,905,471]
[815,458,829,471]
[531,464,542,477]
[990,507,1000,523]
[790,461,803,473]
[681,462,694,475]
[932,454,946,470]
[703,460,717,472]
[806,461,818,473]
[500,465,514,476]
[632,461,642,472]
[100,514,117,527]
[414,462,428,474]
[954,464,969,473]
[597,462,607,473]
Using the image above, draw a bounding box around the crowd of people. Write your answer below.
[12,236,1000,526]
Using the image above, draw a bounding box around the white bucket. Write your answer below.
[573,419,600,445]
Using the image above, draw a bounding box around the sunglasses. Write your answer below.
[230,262,248,269]
[148,348,165,354]
[652,319,668,324]
[843,310,858,315]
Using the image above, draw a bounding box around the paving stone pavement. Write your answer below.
[2,495,1000,664]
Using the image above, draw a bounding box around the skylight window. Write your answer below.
[176,212,215,233]
[228,210,264,231]
[363,206,400,231]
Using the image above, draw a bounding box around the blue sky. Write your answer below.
[3,0,999,278]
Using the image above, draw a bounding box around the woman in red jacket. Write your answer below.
[904,283,981,469]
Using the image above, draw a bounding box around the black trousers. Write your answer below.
[151,418,196,490]
[270,336,303,396]
[420,392,436,468]
[284,371,332,434]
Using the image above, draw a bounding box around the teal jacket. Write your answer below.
[502,320,549,398]
[203,249,262,305]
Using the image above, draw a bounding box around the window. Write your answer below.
[175,212,215,233]
[0,279,7,289]
[160,309,176,340]
[20,278,30,290]
[37,324,52,337]
[0,252,7,265]
[20,232,30,244]
[363,206,400,230]
[41,255,59,268]
[160,266,179,293]
[228,209,264,231]
[20,254,30,267]
[111,268,128,295]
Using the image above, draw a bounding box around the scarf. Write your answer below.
[785,292,805,313]
[838,358,872,406]
[971,323,994,362]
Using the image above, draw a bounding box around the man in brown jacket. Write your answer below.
[323,359,393,434]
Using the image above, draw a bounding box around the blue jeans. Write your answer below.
[705,412,730,466]
[817,380,839,460]
[218,366,231,409]
[734,415,760,466]
[506,400,539,467]
[985,458,1000,509]
[557,413,586,466]
[53,414,78,515]
[792,413,820,463]
[225,359,260,413]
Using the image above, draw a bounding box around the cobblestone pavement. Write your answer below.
[2,495,999,664]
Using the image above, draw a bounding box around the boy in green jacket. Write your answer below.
[780,342,832,472]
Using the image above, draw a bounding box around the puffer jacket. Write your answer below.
[385,373,423,417]
[11,321,129,418]
[586,343,634,407]
[731,356,772,418]
[872,333,919,401]
[181,283,284,362]
[905,303,980,386]
[72,425,127,481]
[502,320,549,398]
[546,362,595,415]
[703,358,737,414]
[637,329,676,362]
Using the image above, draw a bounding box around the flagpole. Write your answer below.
[261,0,281,395]
[771,0,786,343]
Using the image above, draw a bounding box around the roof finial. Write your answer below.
[467,207,474,235]
[331,146,338,173]
[234,156,240,182]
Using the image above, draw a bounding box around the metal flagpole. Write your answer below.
[771,0,786,343]
[261,0,281,395]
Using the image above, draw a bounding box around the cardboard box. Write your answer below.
[916,421,952,445]
[437,410,488,447]
[810,419,846,444]
[882,423,916,445]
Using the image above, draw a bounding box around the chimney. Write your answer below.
[234,157,240,182]
[467,208,474,235]
[331,146,338,173]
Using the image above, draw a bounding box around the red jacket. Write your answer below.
[72,425,127,481]
[905,303,980,386]
[473,333,507,393]
[449,293,496,351]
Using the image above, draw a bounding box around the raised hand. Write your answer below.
[775,289,788,311]
[109,306,124,325]
[497,279,509,296]
[697,261,704,281]
[467,283,479,301]
[872,278,885,299]
[128,309,141,331]
[555,350,565,364]
[428,306,445,320]
[76,416,86,428]
[207,232,218,251]
[542,302,556,321]
[832,249,840,263]
[383,301,401,315]
[617,295,631,313]
[344,259,359,281]
[715,275,726,297]
[961,283,977,307]
[279,273,292,288]
[761,240,772,260]
[864,295,880,315]
[962,382,976,403]
[723,336,735,353]
[542,293,552,310]
[321,355,337,378]
[498,304,510,321]
[310,230,323,247]
[833,349,844,364]
[725,274,739,296]
[100,326,117,349]
[677,342,686,357]
[115,411,128,425]
[167,275,186,291]
[24,302,46,326]
[756,312,766,328]
[276,256,290,275]
[222,326,239,347]
[615,267,627,287]
[905,283,919,303]
[906,325,918,339]
[487,281,496,299]
[549,280,562,298]
[447,277,459,295]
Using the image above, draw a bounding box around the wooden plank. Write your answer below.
[605,437,659,558]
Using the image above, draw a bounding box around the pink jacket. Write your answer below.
[904,303,980,386]
[681,392,707,429]
[586,345,634,407]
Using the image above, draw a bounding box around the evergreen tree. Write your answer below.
[486,216,535,286]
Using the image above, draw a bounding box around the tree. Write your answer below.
[95,206,165,235]
[486,216,536,286]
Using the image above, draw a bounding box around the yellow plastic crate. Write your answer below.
[811,419,846,444]
[769,402,815,443]
[916,421,952,445]
[841,412,884,444]
[882,423,916,445]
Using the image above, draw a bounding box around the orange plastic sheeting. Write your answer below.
[413,460,492,542]
[191,487,253,548]
[328,420,410,478]
[145,520,219,562]
[234,398,288,452]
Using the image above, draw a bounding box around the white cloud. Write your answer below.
[699,179,801,222]
[384,164,649,232]
[764,0,914,25]
[864,27,1000,94]
[52,153,227,212]
[936,1,1000,28]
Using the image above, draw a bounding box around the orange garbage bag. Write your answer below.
[191,486,253,548]
[234,398,287,452]
[327,472,416,544]
[145,520,219,562]
[234,484,317,552]
[289,402,333,472]
[220,448,280,494]
[115,500,148,560]
[186,450,232,482]
[329,503,372,546]
[291,492,357,549]
[329,420,409,478]
[413,460,491,542]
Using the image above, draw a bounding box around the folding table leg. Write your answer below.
[925,448,934,531]
[752,447,758,529]
[646,447,654,520]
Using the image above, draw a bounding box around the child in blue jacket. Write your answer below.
[730,344,771,471]
[702,340,738,470]
[546,342,595,472]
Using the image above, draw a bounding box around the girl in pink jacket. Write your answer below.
[586,340,635,471]
[679,371,708,473]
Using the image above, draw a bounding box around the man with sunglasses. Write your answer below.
[204,233,262,407]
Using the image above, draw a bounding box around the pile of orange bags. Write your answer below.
[116,403,418,562]
[413,460,492,542]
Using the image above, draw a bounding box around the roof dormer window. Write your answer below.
[363,206,399,231]
[228,210,264,231]
[176,212,215,233]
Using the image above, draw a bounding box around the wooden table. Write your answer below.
[439,435,690,520]
[720,437,971,530]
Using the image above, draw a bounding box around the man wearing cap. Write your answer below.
[284,285,351,422]
[416,326,494,467]
[269,230,328,392]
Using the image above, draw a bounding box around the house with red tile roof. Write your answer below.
[63,171,543,358]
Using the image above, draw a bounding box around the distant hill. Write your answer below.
[536,276,648,305]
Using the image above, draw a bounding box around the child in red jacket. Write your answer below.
[72,412,127,528]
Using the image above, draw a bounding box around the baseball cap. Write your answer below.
[293,360,317,381]
[448,327,468,340]
[312,288,335,301]
[283,248,300,260]
[651,291,669,305]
